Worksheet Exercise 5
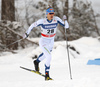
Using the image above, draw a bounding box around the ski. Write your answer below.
[20,66,45,77]
[20,66,53,80]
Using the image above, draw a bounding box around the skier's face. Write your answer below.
[47,13,55,20]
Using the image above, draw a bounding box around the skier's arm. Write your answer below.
[56,16,69,29]
[23,19,43,39]
[26,19,43,35]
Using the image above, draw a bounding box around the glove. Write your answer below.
[63,15,67,20]
[23,33,29,39]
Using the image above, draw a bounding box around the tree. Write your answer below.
[68,0,99,40]
[52,0,61,17]
[63,0,69,20]
[1,0,18,50]
[1,0,15,21]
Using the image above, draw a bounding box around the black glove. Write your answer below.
[23,33,29,39]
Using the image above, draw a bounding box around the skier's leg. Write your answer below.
[36,53,46,63]
[38,39,51,73]
[35,38,54,78]
[34,53,46,71]
[40,45,52,73]
[44,39,54,80]
[34,38,46,71]
[35,37,49,63]
[43,39,54,73]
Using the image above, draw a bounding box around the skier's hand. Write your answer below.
[63,15,67,21]
[23,33,29,39]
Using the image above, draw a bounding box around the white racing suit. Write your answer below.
[26,16,69,73]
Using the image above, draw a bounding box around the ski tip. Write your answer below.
[45,79,54,81]
[45,77,53,81]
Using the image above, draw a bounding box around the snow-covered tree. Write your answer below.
[68,0,99,40]
[0,20,38,51]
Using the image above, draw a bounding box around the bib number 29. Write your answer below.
[47,29,54,34]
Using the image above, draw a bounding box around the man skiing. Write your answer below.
[24,6,69,80]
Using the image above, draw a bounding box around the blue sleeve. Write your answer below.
[26,19,43,35]
[56,17,65,27]
[56,16,69,28]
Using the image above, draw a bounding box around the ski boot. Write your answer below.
[34,60,39,72]
[45,72,52,81]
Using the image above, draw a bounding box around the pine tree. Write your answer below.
[68,0,99,40]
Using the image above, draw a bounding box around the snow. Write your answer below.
[0,37,100,87]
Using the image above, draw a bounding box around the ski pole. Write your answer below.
[5,38,24,48]
[65,26,73,80]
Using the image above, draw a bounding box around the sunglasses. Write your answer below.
[49,13,55,15]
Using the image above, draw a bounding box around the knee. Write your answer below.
[46,53,52,60]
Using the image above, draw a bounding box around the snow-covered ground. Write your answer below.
[0,37,100,87]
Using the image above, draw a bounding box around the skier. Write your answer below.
[24,6,69,80]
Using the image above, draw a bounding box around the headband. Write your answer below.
[46,8,54,15]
